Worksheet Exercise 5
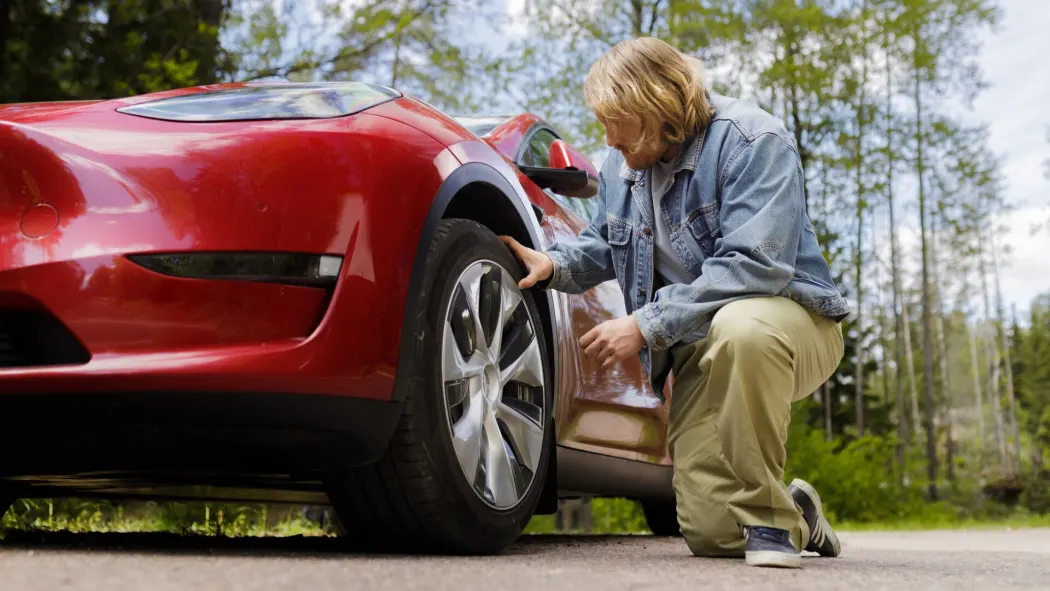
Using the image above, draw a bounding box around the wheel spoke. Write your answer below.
[451,393,485,482]
[477,265,504,354]
[443,321,486,383]
[499,336,544,389]
[497,399,544,474]
[457,262,489,358]
[489,268,522,358]
[482,410,522,506]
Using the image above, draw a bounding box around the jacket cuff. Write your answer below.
[543,250,574,292]
[634,303,674,351]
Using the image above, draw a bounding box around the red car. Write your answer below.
[0,82,677,553]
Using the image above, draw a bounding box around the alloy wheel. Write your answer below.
[441,260,547,510]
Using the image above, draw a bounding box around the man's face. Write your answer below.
[601,116,668,171]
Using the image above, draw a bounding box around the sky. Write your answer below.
[968,0,1050,319]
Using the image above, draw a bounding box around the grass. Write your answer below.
[836,513,1050,532]
[2,497,1047,540]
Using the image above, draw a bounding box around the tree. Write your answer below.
[1,0,233,103]
[1013,294,1050,471]
[223,0,508,113]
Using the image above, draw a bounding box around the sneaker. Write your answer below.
[789,478,841,557]
[743,526,802,568]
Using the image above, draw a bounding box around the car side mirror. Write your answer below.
[518,139,600,198]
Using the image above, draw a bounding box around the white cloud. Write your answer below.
[504,0,530,41]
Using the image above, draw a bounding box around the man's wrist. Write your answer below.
[542,253,555,282]
[542,249,570,290]
[633,305,672,351]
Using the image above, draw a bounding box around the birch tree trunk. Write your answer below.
[990,234,1021,474]
[978,229,1007,470]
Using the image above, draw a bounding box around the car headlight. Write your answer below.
[116,82,401,122]
[127,252,343,287]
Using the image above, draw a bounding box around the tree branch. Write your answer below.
[548,0,616,47]
[243,0,436,81]
[647,0,664,36]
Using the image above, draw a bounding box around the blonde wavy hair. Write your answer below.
[584,37,715,152]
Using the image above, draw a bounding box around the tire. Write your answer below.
[326,218,554,555]
[641,499,681,537]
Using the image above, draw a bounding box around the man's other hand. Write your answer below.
[499,236,555,289]
[580,315,646,369]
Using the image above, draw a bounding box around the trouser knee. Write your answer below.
[681,521,745,558]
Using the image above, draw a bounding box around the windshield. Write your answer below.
[452,116,510,137]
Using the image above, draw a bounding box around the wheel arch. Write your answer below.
[393,161,560,409]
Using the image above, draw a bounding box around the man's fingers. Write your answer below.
[518,270,539,289]
[584,335,608,359]
[499,235,526,257]
[580,327,598,348]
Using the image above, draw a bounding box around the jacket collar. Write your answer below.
[618,126,707,183]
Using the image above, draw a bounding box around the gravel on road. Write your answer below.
[1,528,1048,591]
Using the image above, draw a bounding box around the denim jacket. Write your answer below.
[544,93,851,397]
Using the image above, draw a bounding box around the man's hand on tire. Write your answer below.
[499,236,554,289]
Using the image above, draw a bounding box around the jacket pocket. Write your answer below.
[684,203,718,260]
[607,216,633,285]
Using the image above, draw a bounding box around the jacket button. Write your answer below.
[643,227,651,237]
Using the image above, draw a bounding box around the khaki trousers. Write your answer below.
[667,296,844,557]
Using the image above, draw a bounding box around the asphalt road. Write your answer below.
[2,528,1048,590]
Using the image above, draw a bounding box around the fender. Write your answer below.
[389,161,563,415]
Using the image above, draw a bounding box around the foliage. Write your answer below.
[0,0,234,103]
[1,499,326,538]
[524,498,649,534]
[221,0,510,114]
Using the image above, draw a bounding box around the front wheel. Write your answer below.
[326,219,554,554]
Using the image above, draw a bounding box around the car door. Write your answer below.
[514,126,671,464]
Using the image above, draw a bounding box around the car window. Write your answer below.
[548,188,600,222]
[519,129,559,168]
[519,128,600,222]
[452,116,509,137]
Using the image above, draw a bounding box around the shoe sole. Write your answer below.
[790,478,841,557]
[745,550,802,568]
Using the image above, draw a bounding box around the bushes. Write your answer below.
[1,498,323,537]
[784,426,917,523]
[1019,471,1050,515]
